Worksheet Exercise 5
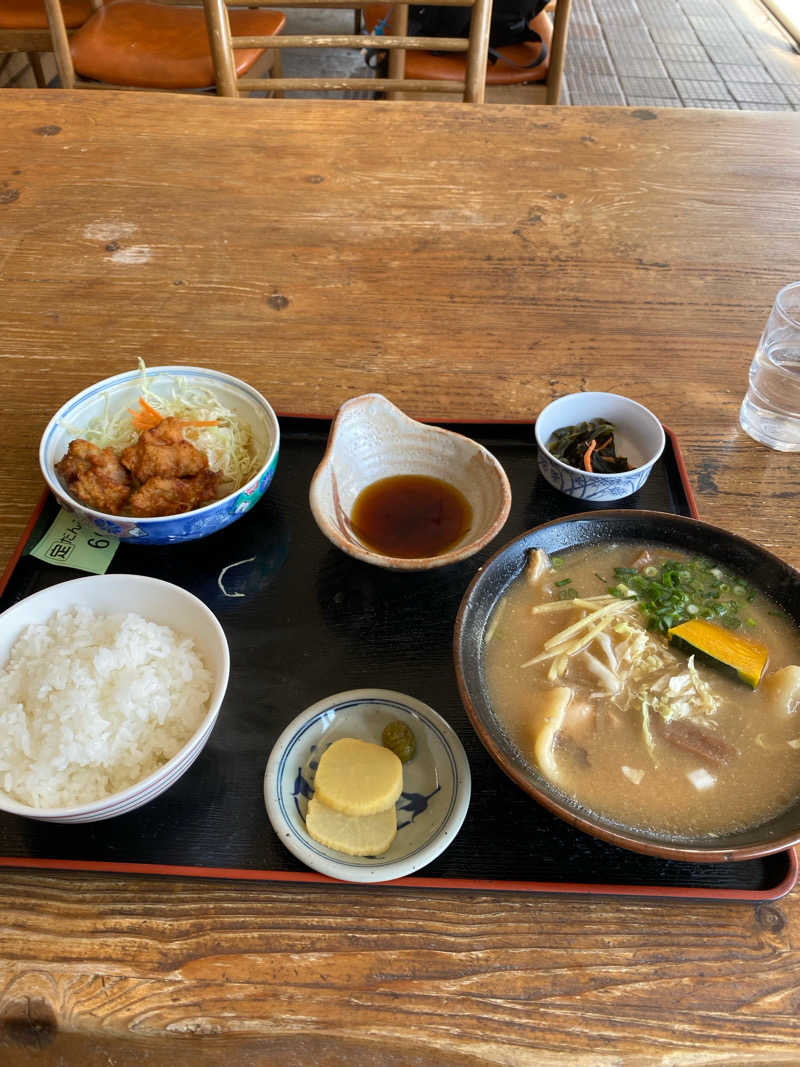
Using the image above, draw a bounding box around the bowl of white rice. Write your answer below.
[0,574,229,822]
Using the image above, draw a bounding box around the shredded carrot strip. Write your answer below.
[128,396,164,431]
[583,439,597,472]
[128,411,160,431]
[138,397,162,421]
[128,396,219,434]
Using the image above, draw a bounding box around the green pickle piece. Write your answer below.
[381,720,416,763]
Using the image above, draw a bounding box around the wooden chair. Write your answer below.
[203,0,493,103]
[44,0,285,90]
[0,0,93,87]
[365,0,571,104]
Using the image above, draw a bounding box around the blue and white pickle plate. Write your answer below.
[264,689,471,883]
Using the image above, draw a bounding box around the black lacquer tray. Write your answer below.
[0,418,795,900]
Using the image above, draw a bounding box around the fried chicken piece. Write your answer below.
[120,417,209,482]
[55,439,132,514]
[127,469,222,517]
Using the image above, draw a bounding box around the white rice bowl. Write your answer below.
[0,575,229,822]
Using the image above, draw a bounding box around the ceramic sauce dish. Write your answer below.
[309,394,512,570]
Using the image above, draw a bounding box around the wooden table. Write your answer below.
[1,90,800,1064]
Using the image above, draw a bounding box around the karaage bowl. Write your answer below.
[40,366,279,545]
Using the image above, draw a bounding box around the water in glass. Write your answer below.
[739,282,800,452]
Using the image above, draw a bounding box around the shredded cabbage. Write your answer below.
[525,593,723,757]
[59,360,260,494]
[641,703,656,758]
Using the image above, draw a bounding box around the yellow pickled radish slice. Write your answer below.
[314,737,402,815]
[305,796,397,856]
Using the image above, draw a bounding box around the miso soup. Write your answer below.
[483,543,800,838]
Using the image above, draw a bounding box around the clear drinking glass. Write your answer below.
[740,281,800,452]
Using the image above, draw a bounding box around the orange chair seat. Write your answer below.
[364,4,551,85]
[0,0,94,30]
[70,0,285,89]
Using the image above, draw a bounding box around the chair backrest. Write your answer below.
[203,0,493,103]
[0,0,96,86]
[480,0,572,104]
[544,0,570,105]
[43,0,101,87]
[43,0,284,90]
[368,0,571,103]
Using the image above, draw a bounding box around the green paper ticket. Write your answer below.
[30,509,119,574]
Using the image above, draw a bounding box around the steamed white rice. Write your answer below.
[0,606,213,808]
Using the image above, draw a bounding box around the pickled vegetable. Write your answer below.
[314,738,402,815]
[546,419,631,474]
[381,720,416,763]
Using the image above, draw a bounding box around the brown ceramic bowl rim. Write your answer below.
[453,509,800,863]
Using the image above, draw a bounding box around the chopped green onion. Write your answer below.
[555,577,572,587]
[605,554,760,633]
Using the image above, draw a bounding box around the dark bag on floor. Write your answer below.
[409,0,549,62]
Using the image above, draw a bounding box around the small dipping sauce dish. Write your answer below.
[309,394,511,570]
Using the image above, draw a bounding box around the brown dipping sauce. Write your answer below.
[350,474,472,559]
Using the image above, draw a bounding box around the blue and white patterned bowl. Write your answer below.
[264,689,471,883]
[535,392,664,502]
[40,366,280,545]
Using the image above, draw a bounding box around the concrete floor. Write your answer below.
[281,0,800,107]
[562,0,800,109]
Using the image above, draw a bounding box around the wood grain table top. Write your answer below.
[1,90,800,1064]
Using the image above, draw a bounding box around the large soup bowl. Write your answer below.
[454,510,800,862]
